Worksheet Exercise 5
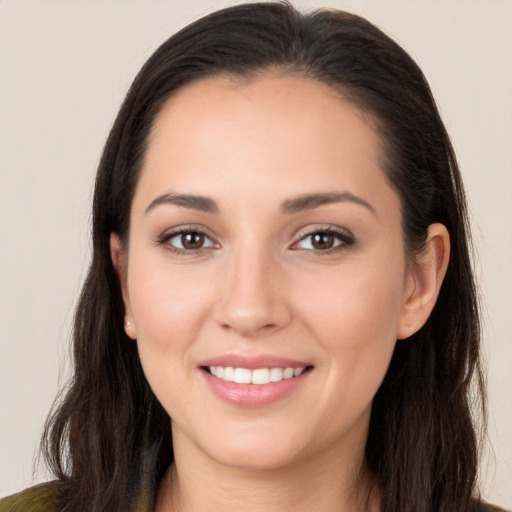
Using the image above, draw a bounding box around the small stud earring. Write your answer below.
[124,320,136,339]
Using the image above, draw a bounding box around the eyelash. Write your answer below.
[157,226,355,256]
[291,226,355,255]
[157,226,218,255]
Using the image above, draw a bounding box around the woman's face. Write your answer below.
[118,75,417,470]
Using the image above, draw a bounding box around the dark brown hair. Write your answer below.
[42,3,485,511]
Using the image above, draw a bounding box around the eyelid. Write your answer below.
[155,223,354,255]
[290,225,355,252]
[157,224,220,253]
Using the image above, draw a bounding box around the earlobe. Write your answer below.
[397,223,450,339]
[110,233,137,339]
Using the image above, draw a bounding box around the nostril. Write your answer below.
[218,316,279,336]
[213,288,292,336]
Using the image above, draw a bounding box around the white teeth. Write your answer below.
[234,368,252,384]
[251,368,270,385]
[269,368,283,382]
[208,366,306,384]
[223,367,235,381]
[283,367,294,379]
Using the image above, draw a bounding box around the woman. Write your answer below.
[1,2,507,511]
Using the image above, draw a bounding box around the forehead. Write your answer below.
[149,73,379,148]
[134,73,397,219]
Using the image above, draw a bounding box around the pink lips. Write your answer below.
[198,354,312,408]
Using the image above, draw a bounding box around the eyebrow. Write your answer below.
[145,193,219,214]
[280,192,376,215]
[144,190,375,216]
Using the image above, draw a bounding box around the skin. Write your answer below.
[111,74,449,512]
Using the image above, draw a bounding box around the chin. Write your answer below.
[209,443,303,472]
[188,422,313,471]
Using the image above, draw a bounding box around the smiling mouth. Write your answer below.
[204,366,312,385]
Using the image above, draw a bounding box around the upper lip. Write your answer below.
[198,354,311,370]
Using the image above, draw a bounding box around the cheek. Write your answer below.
[302,258,404,343]
[298,256,405,397]
[126,255,215,382]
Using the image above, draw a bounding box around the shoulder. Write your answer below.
[0,482,60,512]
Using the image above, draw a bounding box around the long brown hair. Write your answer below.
[42,3,485,511]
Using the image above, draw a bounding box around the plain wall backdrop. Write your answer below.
[1,0,511,505]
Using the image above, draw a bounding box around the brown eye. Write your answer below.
[293,228,354,252]
[311,233,335,250]
[163,229,217,252]
[181,232,205,249]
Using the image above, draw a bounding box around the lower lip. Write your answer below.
[201,369,311,408]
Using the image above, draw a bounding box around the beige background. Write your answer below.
[1,0,511,505]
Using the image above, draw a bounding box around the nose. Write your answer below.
[213,246,292,338]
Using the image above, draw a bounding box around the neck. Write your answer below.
[155,426,379,512]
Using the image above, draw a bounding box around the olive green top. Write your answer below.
[0,482,509,512]
[0,482,147,512]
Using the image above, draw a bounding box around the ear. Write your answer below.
[397,223,450,339]
[110,233,137,339]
